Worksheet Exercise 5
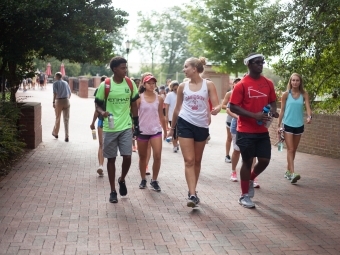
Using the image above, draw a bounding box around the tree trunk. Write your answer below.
[8,61,19,103]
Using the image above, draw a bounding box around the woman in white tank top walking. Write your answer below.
[136,75,167,191]
[277,73,312,184]
[167,57,221,208]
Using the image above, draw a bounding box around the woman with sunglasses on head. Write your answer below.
[167,57,221,208]
[136,75,167,191]
[277,73,312,184]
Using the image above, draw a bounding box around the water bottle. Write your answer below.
[92,129,97,140]
[257,104,271,126]
[278,141,283,152]
[108,114,114,129]
[166,136,172,143]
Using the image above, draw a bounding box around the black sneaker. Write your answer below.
[187,195,199,208]
[188,191,200,204]
[118,177,127,196]
[139,179,147,189]
[150,179,161,192]
[109,191,118,203]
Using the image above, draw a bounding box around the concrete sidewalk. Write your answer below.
[0,85,339,255]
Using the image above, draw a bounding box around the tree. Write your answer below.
[0,0,128,101]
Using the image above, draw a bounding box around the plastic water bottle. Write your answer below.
[166,136,172,143]
[108,114,114,129]
[257,104,271,126]
[278,141,283,152]
[92,129,97,140]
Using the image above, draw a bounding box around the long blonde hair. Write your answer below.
[287,73,305,94]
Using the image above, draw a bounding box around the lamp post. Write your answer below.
[125,40,131,76]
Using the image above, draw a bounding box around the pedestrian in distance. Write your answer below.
[277,73,312,184]
[136,75,167,191]
[167,57,221,208]
[90,75,107,176]
[52,72,71,142]
[95,56,139,203]
[230,53,278,209]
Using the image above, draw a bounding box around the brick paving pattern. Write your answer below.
[0,85,339,254]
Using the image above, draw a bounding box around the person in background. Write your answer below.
[165,81,180,152]
[168,57,221,208]
[52,72,71,142]
[136,75,167,191]
[230,53,278,209]
[277,73,312,184]
[90,75,107,176]
[131,77,141,152]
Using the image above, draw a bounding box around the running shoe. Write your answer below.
[248,180,255,198]
[238,194,255,208]
[97,166,104,176]
[173,147,178,153]
[188,191,200,204]
[109,191,118,203]
[187,195,199,208]
[290,173,301,184]
[118,177,127,196]
[284,171,292,180]
[150,180,161,192]
[253,178,260,188]
[225,155,231,163]
[230,171,238,182]
[139,179,147,189]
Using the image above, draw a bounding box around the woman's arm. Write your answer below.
[277,92,288,127]
[221,92,231,110]
[226,107,238,119]
[304,92,312,123]
[170,83,184,129]
[207,80,221,115]
[90,108,99,130]
[158,96,167,137]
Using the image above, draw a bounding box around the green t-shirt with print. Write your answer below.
[95,77,138,132]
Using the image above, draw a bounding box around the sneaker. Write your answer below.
[150,180,161,192]
[187,191,200,204]
[118,177,127,196]
[187,195,199,208]
[177,146,180,151]
[109,191,118,203]
[290,173,301,184]
[132,146,137,152]
[230,171,238,182]
[225,155,231,163]
[238,194,255,208]
[139,179,147,189]
[284,171,292,180]
[253,178,260,188]
[97,166,104,176]
[248,180,255,198]
[173,147,178,153]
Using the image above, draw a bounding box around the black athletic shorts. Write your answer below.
[284,124,304,135]
[177,117,209,142]
[236,132,271,160]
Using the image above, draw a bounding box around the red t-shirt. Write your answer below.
[229,75,276,133]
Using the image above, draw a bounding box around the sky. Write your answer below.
[112,0,191,73]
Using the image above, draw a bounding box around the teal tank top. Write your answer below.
[283,91,304,127]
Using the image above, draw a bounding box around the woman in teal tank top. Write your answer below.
[277,73,312,184]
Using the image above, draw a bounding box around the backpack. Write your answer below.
[104,77,134,105]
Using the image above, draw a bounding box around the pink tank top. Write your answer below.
[139,93,162,135]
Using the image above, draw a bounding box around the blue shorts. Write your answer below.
[98,119,103,128]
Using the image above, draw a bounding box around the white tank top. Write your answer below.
[179,79,209,128]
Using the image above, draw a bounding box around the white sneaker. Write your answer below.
[97,166,104,176]
[173,147,178,153]
[225,155,231,163]
[230,171,238,182]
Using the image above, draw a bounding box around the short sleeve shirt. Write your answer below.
[229,75,276,133]
[95,78,138,132]
[164,91,177,120]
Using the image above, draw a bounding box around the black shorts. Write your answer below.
[177,117,209,142]
[236,132,271,160]
[168,121,178,139]
[284,124,304,135]
[39,80,44,85]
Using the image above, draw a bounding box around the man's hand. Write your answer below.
[253,112,272,122]
[271,111,279,118]
[132,116,141,139]
[53,102,55,109]
[101,111,109,118]
[90,123,95,130]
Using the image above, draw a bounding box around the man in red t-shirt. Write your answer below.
[230,53,278,209]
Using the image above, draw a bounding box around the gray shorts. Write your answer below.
[103,129,132,158]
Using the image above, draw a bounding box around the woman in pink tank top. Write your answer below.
[136,75,167,192]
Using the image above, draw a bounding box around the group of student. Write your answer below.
[89,53,312,209]
[20,72,47,91]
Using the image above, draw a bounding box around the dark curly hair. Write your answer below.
[109,56,127,71]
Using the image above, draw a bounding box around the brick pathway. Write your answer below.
[1,85,339,255]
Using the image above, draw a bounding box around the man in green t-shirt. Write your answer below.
[95,56,139,203]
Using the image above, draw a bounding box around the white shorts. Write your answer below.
[232,133,239,151]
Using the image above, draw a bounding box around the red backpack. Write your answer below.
[104,76,134,102]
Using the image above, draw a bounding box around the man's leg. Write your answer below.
[62,99,70,139]
[52,101,63,136]
[107,157,117,192]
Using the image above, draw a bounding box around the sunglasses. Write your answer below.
[251,60,265,65]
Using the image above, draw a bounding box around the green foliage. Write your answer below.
[0,100,26,167]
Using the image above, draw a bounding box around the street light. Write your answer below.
[125,40,131,76]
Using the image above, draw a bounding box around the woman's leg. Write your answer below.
[137,140,149,180]
[225,127,232,161]
[150,136,163,181]
[291,135,302,174]
[284,132,295,173]
[98,127,104,166]
[146,141,151,173]
[179,137,196,196]
[193,140,207,187]
[231,150,240,172]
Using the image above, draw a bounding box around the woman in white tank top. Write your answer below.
[167,57,221,208]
